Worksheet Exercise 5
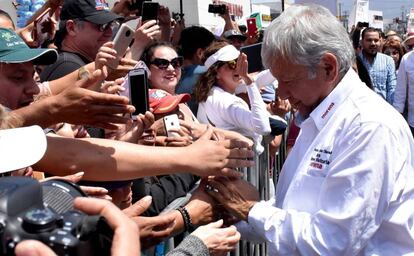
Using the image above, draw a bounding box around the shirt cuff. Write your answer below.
[248,200,284,238]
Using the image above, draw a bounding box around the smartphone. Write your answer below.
[247,18,257,37]
[107,23,135,69]
[163,114,180,137]
[127,0,147,11]
[128,68,149,116]
[208,4,226,15]
[141,1,159,22]
[240,42,263,73]
[32,7,52,45]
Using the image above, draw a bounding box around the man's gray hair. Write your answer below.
[262,4,354,79]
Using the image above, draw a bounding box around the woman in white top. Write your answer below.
[194,41,271,153]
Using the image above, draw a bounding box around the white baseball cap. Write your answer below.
[204,44,240,69]
[0,125,47,174]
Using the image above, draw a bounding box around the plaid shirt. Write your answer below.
[359,52,396,104]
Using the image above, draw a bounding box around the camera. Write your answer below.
[0,177,113,256]
[208,4,226,15]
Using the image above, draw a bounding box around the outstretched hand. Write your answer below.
[206,177,259,221]
[123,196,176,249]
[183,125,254,178]
[192,220,241,256]
[50,69,135,130]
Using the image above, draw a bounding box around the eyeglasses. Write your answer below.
[150,57,184,70]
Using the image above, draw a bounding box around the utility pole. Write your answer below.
[281,0,285,12]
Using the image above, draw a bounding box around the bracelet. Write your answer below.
[177,206,194,232]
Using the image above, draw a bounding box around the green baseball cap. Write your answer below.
[0,28,57,65]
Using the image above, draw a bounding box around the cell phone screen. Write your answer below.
[241,43,263,73]
[141,2,159,22]
[128,69,149,115]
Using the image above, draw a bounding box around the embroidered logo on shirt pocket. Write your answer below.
[307,147,332,177]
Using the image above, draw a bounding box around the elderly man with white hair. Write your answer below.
[206,4,414,255]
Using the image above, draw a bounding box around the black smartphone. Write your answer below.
[208,4,226,15]
[127,0,147,11]
[141,1,159,22]
[128,68,149,115]
[240,42,263,73]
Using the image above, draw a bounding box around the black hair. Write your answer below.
[361,27,379,40]
[355,55,373,90]
[351,27,362,50]
[177,26,215,60]
[141,41,177,66]
[238,25,247,33]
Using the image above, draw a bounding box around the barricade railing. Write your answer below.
[147,125,290,256]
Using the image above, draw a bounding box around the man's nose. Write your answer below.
[24,81,40,96]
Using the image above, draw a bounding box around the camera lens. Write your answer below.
[126,30,131,37]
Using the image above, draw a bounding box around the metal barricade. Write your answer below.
[151,128,290,256]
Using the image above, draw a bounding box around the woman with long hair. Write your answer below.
[194,41,270,153]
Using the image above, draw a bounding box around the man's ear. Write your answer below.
[320,52,338,83]
[65,20,78,36]
[195,48,204,63]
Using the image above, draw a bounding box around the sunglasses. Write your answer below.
[219,59,238,70]
[150,57,184,70]
[75,19,117,32]
[95,21,117,32]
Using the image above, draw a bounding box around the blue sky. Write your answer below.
[251,1,413,20]
[334,1,412,20]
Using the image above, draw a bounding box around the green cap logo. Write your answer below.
[1,31,17,42]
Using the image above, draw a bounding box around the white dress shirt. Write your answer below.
[237,68,414,255]
[393,51,414,128]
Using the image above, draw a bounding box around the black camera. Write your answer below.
[0,177,113,256]
[208,4,226,15]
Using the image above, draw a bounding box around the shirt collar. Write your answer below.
[308,68,359,131]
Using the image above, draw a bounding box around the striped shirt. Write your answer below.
[359,52,396,104]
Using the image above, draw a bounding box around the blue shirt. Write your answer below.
[359,52,396,104]
[176,64,207,114]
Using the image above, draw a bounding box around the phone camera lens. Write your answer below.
[126,31,131,37]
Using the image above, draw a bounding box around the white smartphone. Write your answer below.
[107,23,135,69]
[163,114,180,138]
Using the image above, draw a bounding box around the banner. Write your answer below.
[348,0,370,30]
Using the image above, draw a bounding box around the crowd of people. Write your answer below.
[0,0,413,255]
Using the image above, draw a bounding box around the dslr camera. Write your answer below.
[208,4,226,15]
[0,177,112,256]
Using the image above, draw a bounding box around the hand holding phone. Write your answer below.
[246,18,257,38]
[208,4,226,15]
[141,1,159,23]
[163,114,181,137]
[128,68,149,116]
[107,23,135,69]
